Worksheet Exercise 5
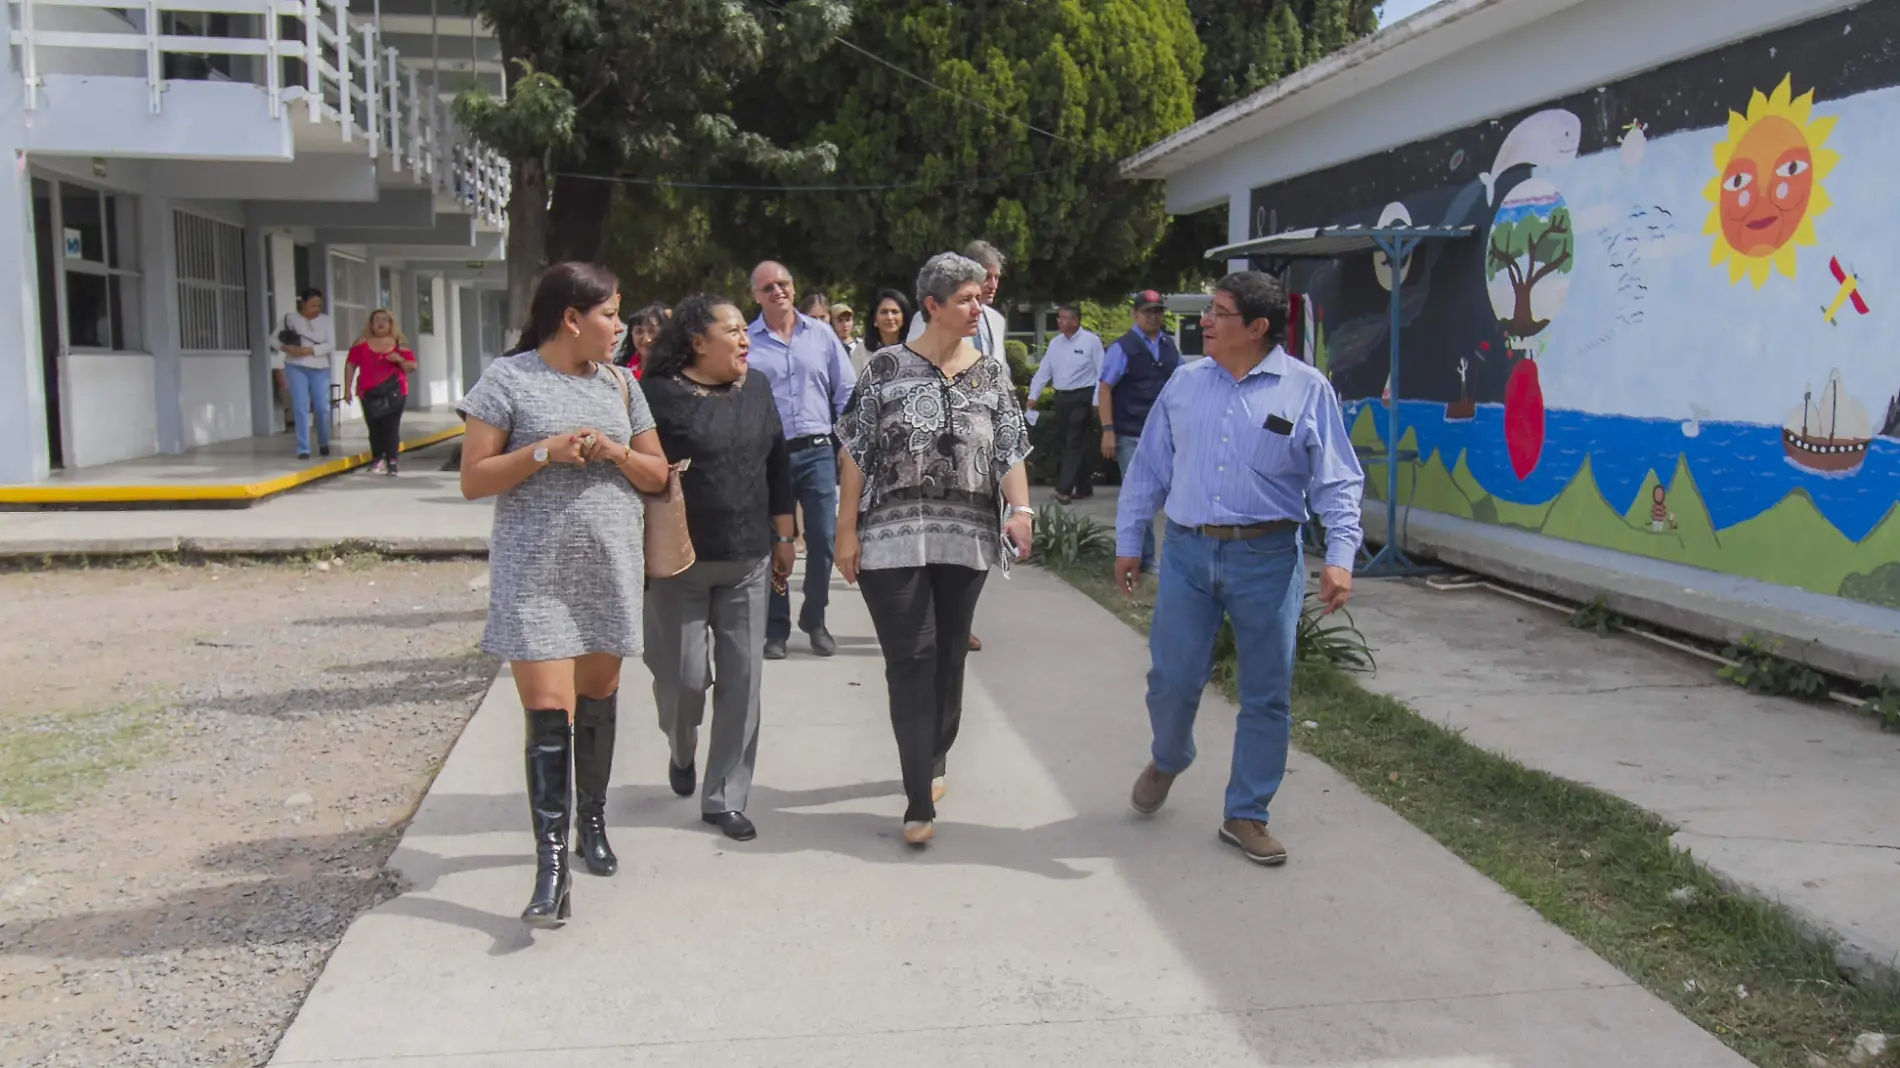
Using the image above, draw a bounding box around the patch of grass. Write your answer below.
[1046,562,1900,1068]
[0,701,169,814]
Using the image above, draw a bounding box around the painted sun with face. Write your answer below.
[1703,75,1838,288]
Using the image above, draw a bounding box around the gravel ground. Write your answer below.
[0,557,496,1067]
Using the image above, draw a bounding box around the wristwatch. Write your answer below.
[773,535,797,544]
[532,445,550,464]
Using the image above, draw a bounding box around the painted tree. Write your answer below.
[453,0,850,320]
[1485,207,1574,339]
[708,0,1202,303]
[1187,0,1380,116]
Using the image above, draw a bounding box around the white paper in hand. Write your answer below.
[1024,409,1040,426]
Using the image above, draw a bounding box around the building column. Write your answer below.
[444,279,464,400]
[398,266,421,353]
[142,196,185,453]
[0,2,49,484]
[1227,187,1252,275]
[246,222,274,437]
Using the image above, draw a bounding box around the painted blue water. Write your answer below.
[1345,400,1900,541]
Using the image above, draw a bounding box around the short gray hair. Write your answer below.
[916,252,988,314]
[962,240,1007,273]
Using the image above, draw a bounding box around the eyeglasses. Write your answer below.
[1201,308,1244,321]
[755,280,792,294]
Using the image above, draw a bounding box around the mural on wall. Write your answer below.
[1255,2,1900,610]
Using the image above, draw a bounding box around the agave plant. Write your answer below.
[1211,594,1376,685]
[1030,505,1116,570]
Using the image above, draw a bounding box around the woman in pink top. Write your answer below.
[343,309,419,475]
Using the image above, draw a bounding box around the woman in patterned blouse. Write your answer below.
[834,251,1035,847]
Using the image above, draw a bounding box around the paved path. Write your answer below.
[268,566,1744,1067]
[1348,578,1900,979]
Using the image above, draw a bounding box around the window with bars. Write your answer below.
[174,212,249,351]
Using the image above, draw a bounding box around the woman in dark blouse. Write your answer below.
[640,293,796,842]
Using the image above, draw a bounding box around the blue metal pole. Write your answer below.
[1385,236,1403,555]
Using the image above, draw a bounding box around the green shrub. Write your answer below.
[1030,505,1115,569]
[1717,635,1830,699]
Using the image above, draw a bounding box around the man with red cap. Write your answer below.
[1097,290,1181,574]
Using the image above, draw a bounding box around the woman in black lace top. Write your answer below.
[640,294,796,842]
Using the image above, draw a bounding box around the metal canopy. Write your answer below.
[1205,223,1475,262]
[1207,222,1476,578]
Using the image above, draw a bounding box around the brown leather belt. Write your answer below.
[1190,520,1297,542]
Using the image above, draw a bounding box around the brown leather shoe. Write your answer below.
[1130,763,1176,815]
[1219,819,1288,866]
[968,633,983,652]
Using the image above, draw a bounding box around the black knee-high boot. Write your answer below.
[521,708,573,927]
[572,693,619,877]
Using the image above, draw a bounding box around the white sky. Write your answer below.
[1380,0,1445,25]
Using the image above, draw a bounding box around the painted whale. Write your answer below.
[1480,109,1582,206]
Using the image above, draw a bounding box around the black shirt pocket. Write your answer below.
[1244,424,1304,480]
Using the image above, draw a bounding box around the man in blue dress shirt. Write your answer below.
[746,260,857,660]
[1114,270,1364,867]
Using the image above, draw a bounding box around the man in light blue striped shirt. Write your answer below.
[1115,270,1364,867]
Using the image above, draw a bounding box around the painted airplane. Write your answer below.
[1823,257,1871,324]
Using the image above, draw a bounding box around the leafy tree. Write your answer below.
[1485,207,1573,338]
[711,0,1202,304]
[1188,0,1380,117]
[453,0,851,320]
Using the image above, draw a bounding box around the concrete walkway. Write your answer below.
[267,566,1744,1067]
[1348,578,1900,980]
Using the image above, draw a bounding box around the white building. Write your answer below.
[0,0,510,484]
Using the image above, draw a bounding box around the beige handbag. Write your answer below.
[602,363,696,578]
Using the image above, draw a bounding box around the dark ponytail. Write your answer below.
[504,261,620,356]
[643,293,738,380]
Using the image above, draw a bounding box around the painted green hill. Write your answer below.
[1343,404,1900,606]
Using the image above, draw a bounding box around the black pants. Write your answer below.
[858,564,988,822]
[1051,387,1096,496]
[365,409,403,463]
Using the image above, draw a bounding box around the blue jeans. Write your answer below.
[768,443,838,641]
[284,363,332,455]
[1146,522,1303,822]
[1116,433,1157,572]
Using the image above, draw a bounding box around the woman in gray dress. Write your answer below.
[458,262,672,928]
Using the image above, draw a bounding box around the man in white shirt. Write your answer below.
[1026,304,1105,503]
[910,240,1010,377]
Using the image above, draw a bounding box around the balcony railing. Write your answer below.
[8,0,507,226]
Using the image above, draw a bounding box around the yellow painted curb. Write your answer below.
[0,426,464,505]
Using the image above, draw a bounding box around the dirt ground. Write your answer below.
[0,557,497,1068]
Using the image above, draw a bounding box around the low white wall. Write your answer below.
[65,352,158,468]
[179,352,253,447]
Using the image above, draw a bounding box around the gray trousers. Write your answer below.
[643,556,768,814]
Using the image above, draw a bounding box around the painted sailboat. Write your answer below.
[1782,370,1872,474]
